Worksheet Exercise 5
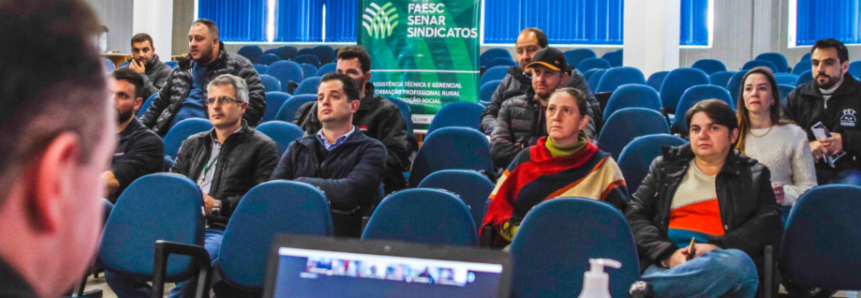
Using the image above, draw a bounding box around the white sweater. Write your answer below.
[743,124,817,206]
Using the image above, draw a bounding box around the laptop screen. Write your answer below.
[269,246,507,298]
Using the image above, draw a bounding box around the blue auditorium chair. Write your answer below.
[102,58,115,72]
[259,74,281,93]
[576,57,611,73]
[796,70,813,87]
[755,53,789,73]
[583,69,600,81]
[775,73,799,86]
[263,48,277,55]
[294,76,322,95]
[646,71,669,91]
[692,59,727,75]
[480,48,512,67]
[726,70,749,103]
[618,135,686,193]
[163,118,213,159]
[709,71,736,89]
[486,57,517,69]
[778,84,795,104]
[673,85,734,134]
[388,97,414,135]
[257,53,279,66]
[295,54,321,67]
[587,69,607,92]
[792,60,811,75]
[256,121,304,155]
[362,188,478,247]
[299,63,317,81]
[274,94,317,123]
[253,64,269,75]
[297,48,311,56]
[742,60,778,73]
[479,79,503,106]
[800,52,811,62]
[418,169,494,229]
[597,108,670,159]
[409,127,494,186]
[119,60,131,69]
[595,67,646,93]
[315,62,336,76]
[481,66,510,86]
[564,49,597,70]
[261,91,291,123]
[138,93,157,118]
[275,46,298,61]
[602,50,623,67]
[165,61,178,69]
[602,84,663,121]
[659,68,710,114]
[266,61,303,93]
[427,102,484,134]
[310,45,335,64]
[237,46,263,63]
[849,61,861,80]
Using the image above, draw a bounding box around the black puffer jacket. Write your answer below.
[783,75,861,170]
[171,121,280,229]
[124,54,171,100]
[141,42,266,136]
[294,83,409,193]
[480,66,601,137]
[624,144,783,272]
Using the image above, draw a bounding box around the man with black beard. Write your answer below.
[102,68,164,203]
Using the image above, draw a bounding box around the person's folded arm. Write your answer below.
[295,143,386,210]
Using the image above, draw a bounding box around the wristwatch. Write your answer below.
[212,200,222,214]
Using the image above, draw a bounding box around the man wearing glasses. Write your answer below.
[106,74,279,298]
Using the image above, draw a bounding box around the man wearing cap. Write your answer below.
[490,47,574,169]
[480,28,599,138]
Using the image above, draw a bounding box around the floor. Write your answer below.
[82,273,175,298]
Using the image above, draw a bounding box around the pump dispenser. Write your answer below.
[578,258,622,298]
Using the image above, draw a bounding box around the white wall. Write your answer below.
[623,0,680,77]
[133,0,173,60]
[85,0,134,53]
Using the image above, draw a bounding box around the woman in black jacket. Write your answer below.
[625,99,783,298]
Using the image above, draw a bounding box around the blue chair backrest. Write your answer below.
[659,68,710,112]
[259,74,281,93]
[297,48,311,56]
[587,69,607,92]
[646,71,669,91]
[266,61,304,91]
[595,67,646,93]
[618,135,686,193]
[138,93,157,118]
[118,60,131,68]
[509,198,640,298]
[778,84,795,104]
[673,85,734,133]
[775,73,799,86]
[315,63,337,76]
[299,63,317,81]
[409,127,493,186]
[238,46,263,63]
[597,108,670,159]
[780,185,861,290]
[796,70,813,87]
[295,54,321,67]
[481,66,510,86]
[603,84,662,120]
[564,49,597,70]
[756,52,789,73]
[257,53,280,66]
[362,188,478,246]
[418,169,494,229]
[253,64,269,75]
[163,118,213,159]
[480,48,512,67]
[576,57,611,73]
[165,61,178,69]
[486,57,518,69]
[849,61,861,80]
[583,69,600,81]
[742,60,778,73]
[102,58,115,72]
[389,97,414,135]
[800,52,811,62]
[275,94,317,123]
[256,121,304,154]
[217,181,332,291]
[275,46,298,61]
[427,102,484,134]
[691,59,727,75]
[99,174,206,281]
[726,70,749,102]
[310,45,335,64]
[262,91,291,123]
[709,71,736,88]
[792,60,812,75]
[163,156,174,172]
[294,76,322,95]
[602,50,623,67]
[264,48,278,55]
[480,79,502,105]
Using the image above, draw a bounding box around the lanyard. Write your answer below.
[203,151,220,174]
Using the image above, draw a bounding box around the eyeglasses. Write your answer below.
[206,96,239,105]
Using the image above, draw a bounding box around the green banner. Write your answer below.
[358,0,481,130]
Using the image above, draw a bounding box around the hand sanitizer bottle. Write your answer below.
[578,258,622,298]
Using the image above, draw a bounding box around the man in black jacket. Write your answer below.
[126,33,171,100]
[273,73,387,238]
[102,68,164,203]
[140,19,266,136]
[626,100,782,297]
[294,46,408,193]
[480,28,600,138]
[783,38,861,186]
[106,74,280,298]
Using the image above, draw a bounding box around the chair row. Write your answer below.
[238,45,337,66]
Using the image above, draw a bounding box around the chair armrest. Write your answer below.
[151,240,212,298]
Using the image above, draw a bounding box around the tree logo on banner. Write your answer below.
[363,2,399,39]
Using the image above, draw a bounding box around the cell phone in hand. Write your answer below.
[686,238,697,261]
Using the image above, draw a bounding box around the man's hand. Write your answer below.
[129,59,146,73]
[773,184,785,205]
[810,140,829,163]
[663,248,688,268]
[203,193,215,214]
[101,171,119,196]
[691,243,719,259]
[820,133,843,156]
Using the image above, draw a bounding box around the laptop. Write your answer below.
[262,234,512,298]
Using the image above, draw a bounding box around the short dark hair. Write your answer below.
[192,18,219,39]
[0,0,107,201]
[320,73,360,102]
[130,33,154,48]
[521,28,549,48]
[685,99,739,134]
[812,38,849,63]
[337,45,371,73]
[112,68,145,99]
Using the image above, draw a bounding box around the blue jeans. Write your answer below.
[641,249,758,298]
[106,229,224,298]
[816,168,861,186]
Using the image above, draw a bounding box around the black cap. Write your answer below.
[526,48,567,72]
